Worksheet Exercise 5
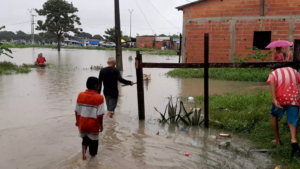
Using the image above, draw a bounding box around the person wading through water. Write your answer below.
[98,57,134,118]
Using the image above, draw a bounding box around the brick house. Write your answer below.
[176,0,300,63]
[136,36,177,49]
[136,36,155,48]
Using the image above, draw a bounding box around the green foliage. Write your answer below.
[103,27,129,43]
[0,26,13,58]
[104,28,116,43]
[233,47,272,62]
[92,34,104,41]
[167,68,270,82]
[195,91,300,168]
[122,35,130,42]
[0,61,31,75]
[76,32,92,39]
[155,97,203,126]
[35,0,82,51]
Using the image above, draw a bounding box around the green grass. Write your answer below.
[0,61,31,75]
[167,68,271,82]
[195,91,300,169]
[3,44,177,56]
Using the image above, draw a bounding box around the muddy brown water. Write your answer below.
[0,48,270,169]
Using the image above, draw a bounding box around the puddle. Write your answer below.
[0,48,270,168]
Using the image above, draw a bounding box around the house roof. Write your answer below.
[176,0,205,10]
[87,39,100,41]
[155,37,170,41]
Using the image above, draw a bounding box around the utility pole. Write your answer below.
[128,9,133,39]
[32,15,36,44]
[28,9,35,45]
[114,0,123,70]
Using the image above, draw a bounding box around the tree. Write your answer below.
[171,34,180,38]
[122,35,130,42]
[0,31,16,41]
[104,28,116,43]
[104,27,129,43]
[16,31,28,40]
[159,34,167,37]
[35,0,82,51]
[92,34,104,40]
[0,26,12,58]
[76,32,92,39]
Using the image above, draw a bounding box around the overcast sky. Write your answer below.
[0,0,196,37]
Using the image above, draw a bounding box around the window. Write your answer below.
[253,31,271,50]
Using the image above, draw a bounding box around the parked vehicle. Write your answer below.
[103,42,116,48]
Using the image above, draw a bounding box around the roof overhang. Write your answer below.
[176,0,205,11]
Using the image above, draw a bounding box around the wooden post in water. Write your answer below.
[204,33,209,128]
[178,33,182,63]
[136,51,145,120]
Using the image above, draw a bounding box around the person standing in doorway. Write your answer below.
[267,66,300,157]
[98,57,133,118]
[273,47,284,62]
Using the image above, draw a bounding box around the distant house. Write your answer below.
[65,36,85,46]
[137,36,177,49]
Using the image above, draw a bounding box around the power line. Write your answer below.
[134,0,155,35]
[4,21,31,26]
[147,0,181,31]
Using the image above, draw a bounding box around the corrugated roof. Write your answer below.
[176,0,205,10]
[87,39,100,41]
[155,37,170,41]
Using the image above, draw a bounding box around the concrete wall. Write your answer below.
[181,0,300,63]
[136,36,155,48]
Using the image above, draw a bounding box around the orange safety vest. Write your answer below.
[287,51,292,61]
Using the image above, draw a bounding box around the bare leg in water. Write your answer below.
[271,115,281,145]
[82,145,87,160]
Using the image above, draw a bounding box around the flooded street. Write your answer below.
[0,48,270,169]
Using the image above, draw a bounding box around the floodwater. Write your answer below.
[0,48,270,169]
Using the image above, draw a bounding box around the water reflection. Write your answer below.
[0,48,270,169]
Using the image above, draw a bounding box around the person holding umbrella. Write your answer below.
[273,47,284,62]
[266,40,293,62]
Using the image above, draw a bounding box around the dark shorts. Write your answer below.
[105,96,118,112]
[82,136,99,156]
[270,103,299,127]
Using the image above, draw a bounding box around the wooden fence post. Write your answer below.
[204,33,209,128]
[136,51,145,120]
[178,33,182,63]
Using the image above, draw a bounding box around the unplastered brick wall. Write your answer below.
[265,0,300,15]
[183,0,261,19]
[185,20,231,62]
[136,36,154,48]
[235,19,290,58]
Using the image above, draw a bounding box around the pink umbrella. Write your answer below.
[266,40,293,48]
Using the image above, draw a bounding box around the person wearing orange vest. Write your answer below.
[75,77,105,160]
[286,44,294,61]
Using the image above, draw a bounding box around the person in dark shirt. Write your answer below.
[98,57,133,118]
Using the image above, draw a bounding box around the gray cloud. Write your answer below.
[0,0,196,36]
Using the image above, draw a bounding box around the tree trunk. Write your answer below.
[57,36,61,52]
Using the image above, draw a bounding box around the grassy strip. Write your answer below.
[3,44,177,56]
[0,61,31,75]
[195,91,300,169]
[167,68,270,82]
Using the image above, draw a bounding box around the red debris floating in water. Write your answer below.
[156,131,159,135]
[185,153,190,157]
